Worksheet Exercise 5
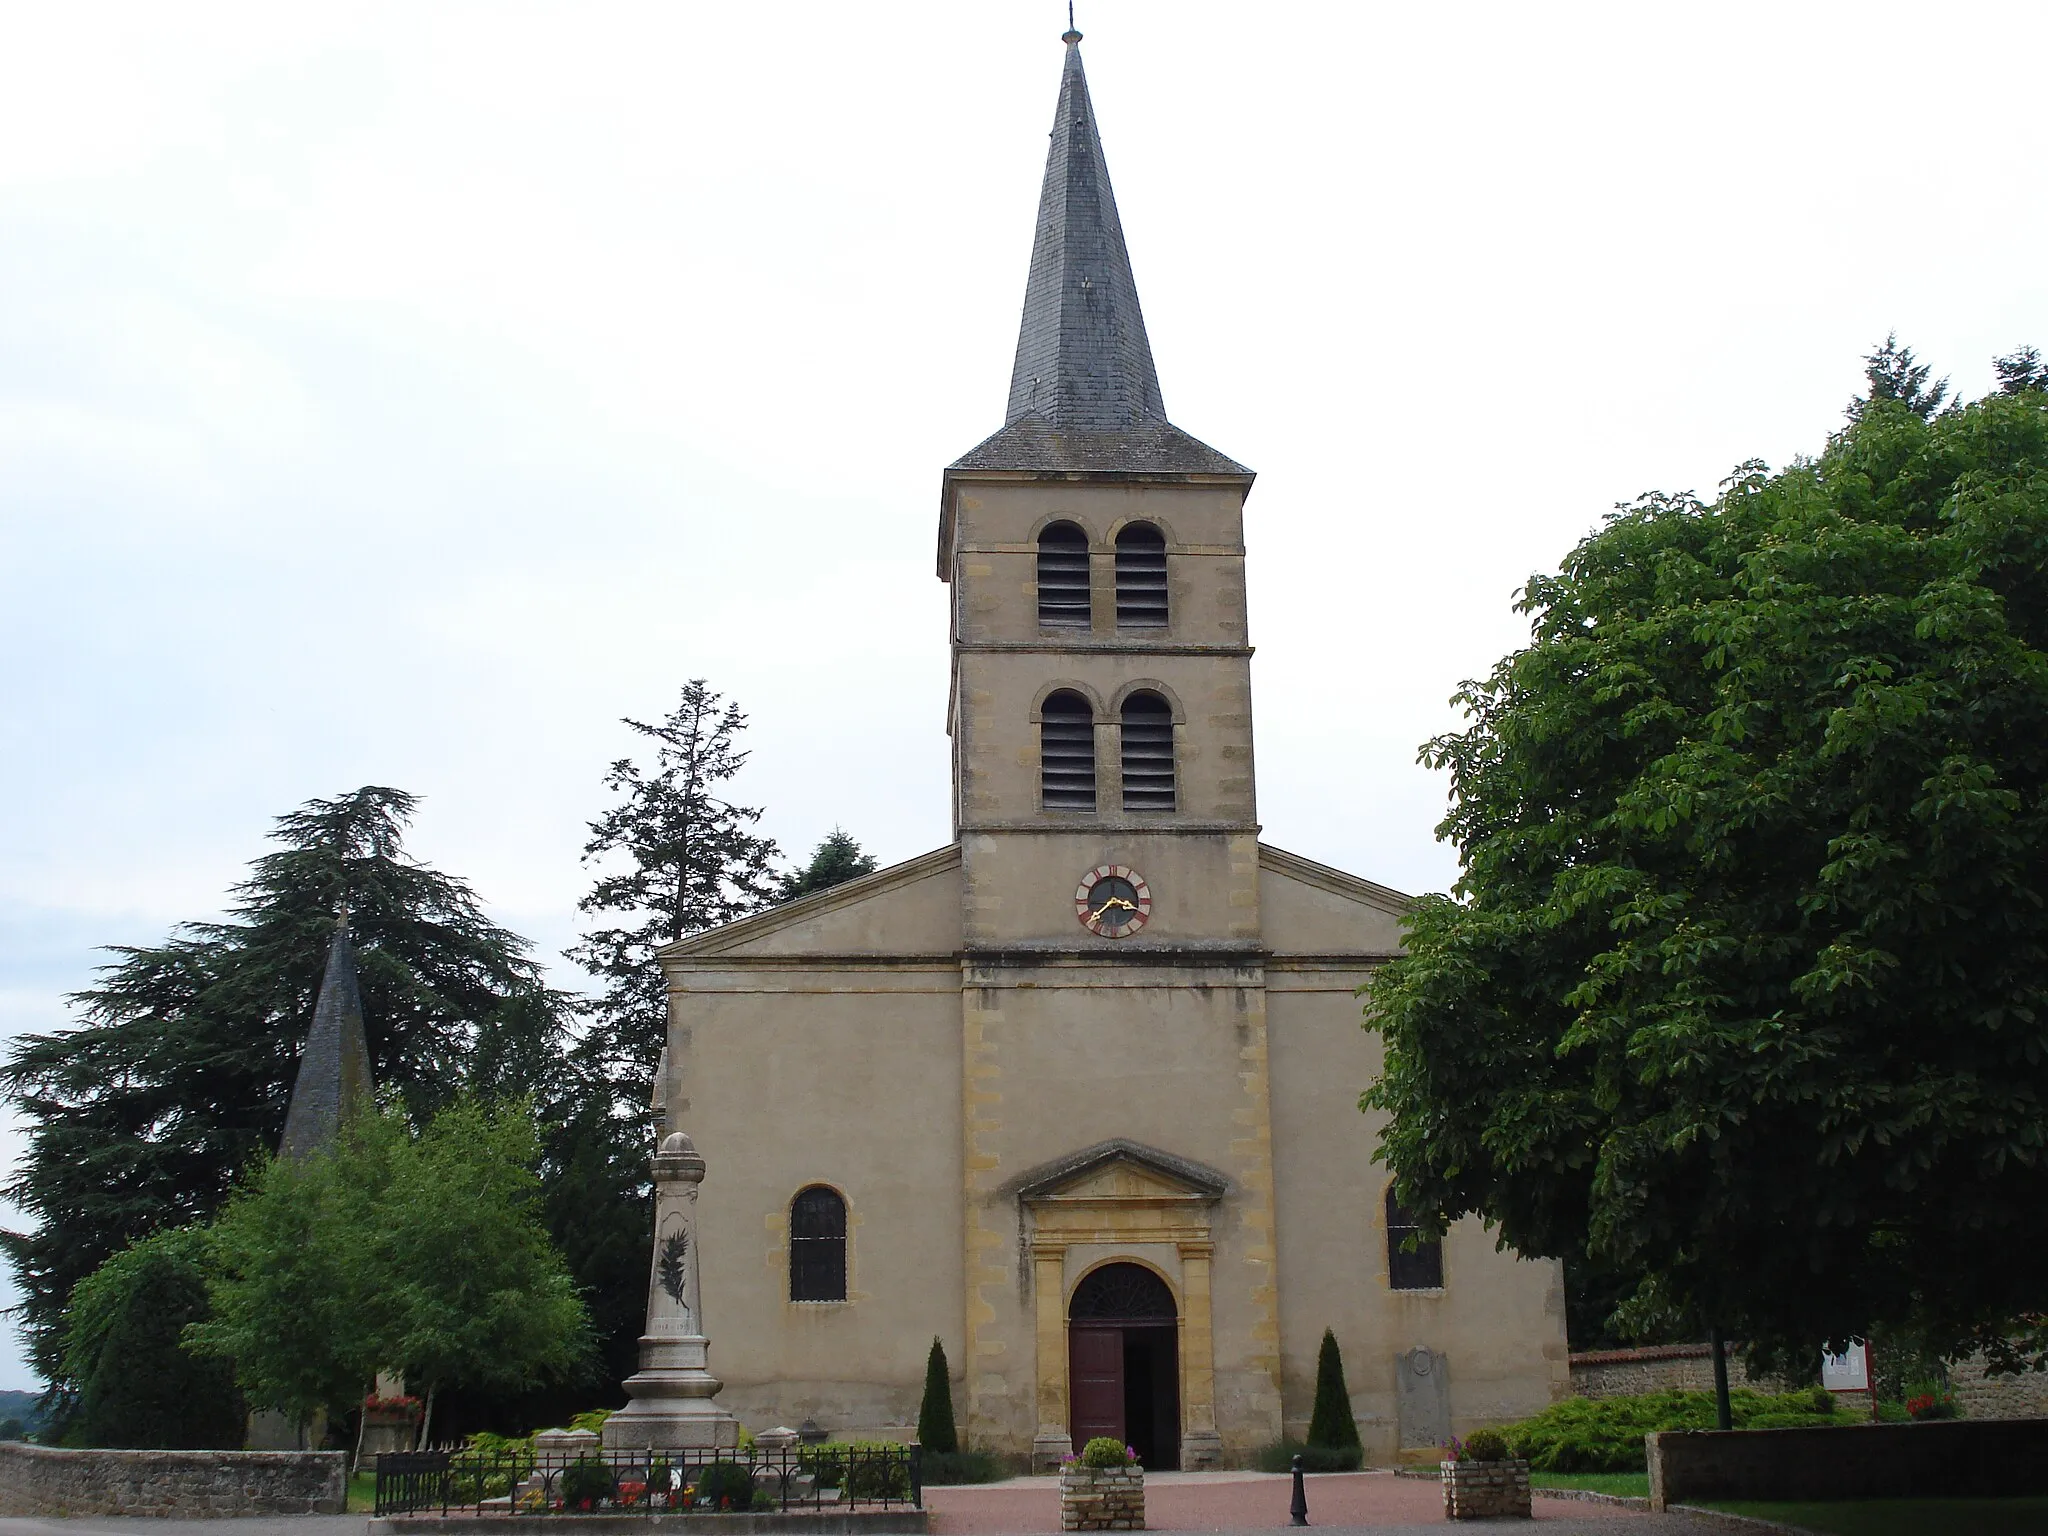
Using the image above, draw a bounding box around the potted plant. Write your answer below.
[1060,1438,1145,1531]
[1440,1428,1530,1521]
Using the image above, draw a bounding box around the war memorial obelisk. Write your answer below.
[601,1128,742,1451]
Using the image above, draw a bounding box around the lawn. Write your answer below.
[1529,1471,1649,1498]
[346,1470,376,1514]
[1701,1497,2048,1535]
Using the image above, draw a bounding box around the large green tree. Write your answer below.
[2,787,571,1383]
[1366,362,2048,1370]
[569,681,779,1097]
[191,1099,592,1441]
[60,1227,242,1448]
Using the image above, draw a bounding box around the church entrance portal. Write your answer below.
[1068,1263,1181,1470]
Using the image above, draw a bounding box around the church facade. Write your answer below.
[649,30,1567,1468]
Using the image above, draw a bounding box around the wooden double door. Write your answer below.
[1067,1264,1181,1470]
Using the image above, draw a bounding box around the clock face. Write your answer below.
[1075,864,1152,938]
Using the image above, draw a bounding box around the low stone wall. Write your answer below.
[1949,1354,2048,1421]
[1647,1419,2048,1510]
[1569,1344,1784,1399]
[0,1441,346,1517]
[1441,1458,1530,1519]
[1060,1466,1144,1531]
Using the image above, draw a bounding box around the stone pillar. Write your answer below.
[1032,1243,1072,1473]
[1177,1242,1221,1469]
[601,1131,741,1453]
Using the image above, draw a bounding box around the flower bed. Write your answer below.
[1060,1440,1143,1531]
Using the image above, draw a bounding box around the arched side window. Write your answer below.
[1038,521,1092,628]
[1120,691,1176,812]
[1041,690,1098,812]
[1386,1188,1444,1291]
[1115,523,1168,628]
[790,1185,847,1302]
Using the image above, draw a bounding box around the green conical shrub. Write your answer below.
[917,1336,960,1453]
[1306,1328,1362,1451]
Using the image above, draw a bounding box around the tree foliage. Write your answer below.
[1848,331,1950,421]
[1366,373,2048,1368]
[917,1336,959,1454]
[1305,1328,1361,1451]
[191,1099,592,1436]
[568,681,778,1096]
[1,787,569,1382]
[60,1227,242,1448]
[775,829,880,905]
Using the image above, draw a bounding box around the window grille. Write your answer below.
[1114,523,1168,628]
[1386,1189,1444,1290]
[790,1185,847,1302]
[1120,692,1176,812]
[1041,690,1098,812]
[1038,522,1092,628]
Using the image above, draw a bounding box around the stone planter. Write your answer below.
[1441,1456,1531,1520]
[1060,1464,1145,1531]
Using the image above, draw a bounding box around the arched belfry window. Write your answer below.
[1386,1188,1444,1291]
[1115,523,1168,628]
[790,1185,847,1302]
[1041,691,1098,812]
[1120,692,1176,812]
[1038,522,1092,628]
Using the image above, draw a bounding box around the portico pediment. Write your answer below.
[1011,1139,1228,1219]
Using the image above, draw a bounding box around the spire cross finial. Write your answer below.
[1064,1,1080,43]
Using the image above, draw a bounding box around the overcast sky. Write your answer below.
[2,0,2044,1391]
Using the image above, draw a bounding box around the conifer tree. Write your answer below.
[917,1336,959,1454]
[1,786,570,1384]
[775,829,880,904]
[1305,1328,1361,1451]
[1847,332,1950,420]
[569,681,779,1098]
[1994,345,2048,395]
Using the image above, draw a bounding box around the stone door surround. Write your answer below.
[1012,1139,1229,1471]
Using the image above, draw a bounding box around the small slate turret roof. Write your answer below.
[278,916,375,1160]
[949,29,1247,478]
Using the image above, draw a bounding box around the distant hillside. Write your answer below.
[0,1389,47,1434]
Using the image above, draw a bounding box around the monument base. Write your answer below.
[600,1333,742,1454]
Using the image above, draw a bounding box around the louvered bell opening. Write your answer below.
[1040,691,1097,812]
[1121,692,1176,812]
[1037,522,1092,628]
[1115,523,1168,628]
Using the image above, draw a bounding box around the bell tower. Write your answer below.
[938,24,1261,953]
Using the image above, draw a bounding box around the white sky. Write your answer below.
[2,0,2043,1392]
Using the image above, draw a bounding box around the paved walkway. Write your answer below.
[925,1471,1700,1532]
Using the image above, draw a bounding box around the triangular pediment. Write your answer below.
[1011,1139,1229,1203]
[655,845,960,962]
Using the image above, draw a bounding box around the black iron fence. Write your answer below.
[373,1444,923,1517]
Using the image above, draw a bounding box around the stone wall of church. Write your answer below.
[958,958,1287,1462]
[1268,957,1570,1464]
[670,954,967,1442]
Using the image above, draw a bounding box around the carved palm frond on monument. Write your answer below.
[658,1229,690,1304]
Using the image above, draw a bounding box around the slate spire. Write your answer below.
[947,28,1248,479]
[278,912,376,1160]
[1005,27,1165,431]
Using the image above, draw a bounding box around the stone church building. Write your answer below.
[647,29,1568,1468]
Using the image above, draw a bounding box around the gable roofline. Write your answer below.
[1258,842,1415,917]
[1007,1137,1231,1202]
[654,843,961,961]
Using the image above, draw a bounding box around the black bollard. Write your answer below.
[1290,1453,1308,1526]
